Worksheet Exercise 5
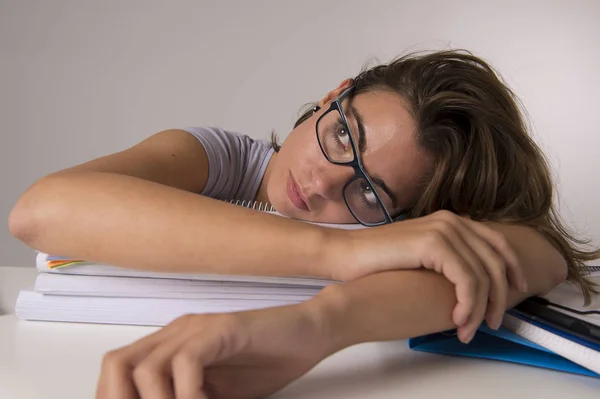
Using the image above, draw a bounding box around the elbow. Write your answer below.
[541,244,568,294]
[9,193,41,246]
[508,223,569,296]
[8,177,56,246]
[553,252,569,286]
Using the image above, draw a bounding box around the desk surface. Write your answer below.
[1,266,599,399]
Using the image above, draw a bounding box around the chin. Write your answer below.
[266,188,289,216]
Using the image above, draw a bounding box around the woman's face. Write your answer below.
[258,81,432,224]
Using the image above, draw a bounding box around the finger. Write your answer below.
[439,228,489,342]
[97,350,140,399]
[462,218,527,292]
[173,315,246,398]
[172,326,240,399]
[97,327,177,399]
[133,326,201,399]
[452,218,508,330]
[115,324,179,364]
[457,305,487,345]
[423,230,481,332]
[171,340,216,399]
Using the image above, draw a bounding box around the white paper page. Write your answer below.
[35,273,323,301]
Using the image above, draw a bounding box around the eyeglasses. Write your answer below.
[315,86,398,226]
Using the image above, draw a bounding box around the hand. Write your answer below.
[96,302,330,399]
[336,210,528,343]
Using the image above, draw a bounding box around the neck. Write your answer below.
[254,152,277,203]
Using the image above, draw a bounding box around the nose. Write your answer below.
[310,162,355,201]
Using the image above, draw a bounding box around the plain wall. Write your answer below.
[1,0,599,266]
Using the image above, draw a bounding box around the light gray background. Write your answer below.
[2,0,599,266]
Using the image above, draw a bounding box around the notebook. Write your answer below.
[409,273,600,377]
[409,315,600,377]
[510,297,600,350]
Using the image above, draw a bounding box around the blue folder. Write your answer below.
[408,321,600,378]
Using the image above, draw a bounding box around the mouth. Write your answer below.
[287,172,309,211]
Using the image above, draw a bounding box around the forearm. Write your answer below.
[309,223,568,352]
[9,172,340,278]
[313,270,455,351]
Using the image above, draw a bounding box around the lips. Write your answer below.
[287,173,309,211]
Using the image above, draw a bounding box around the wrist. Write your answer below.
[318,227,368,281]
[301,283,356,355]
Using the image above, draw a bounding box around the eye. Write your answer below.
[359,182,378,207]
[334,120,350,148]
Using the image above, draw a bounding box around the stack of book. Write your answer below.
[15,252,336,326]
[15,246,600,377]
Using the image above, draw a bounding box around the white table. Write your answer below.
[1,266,599,399]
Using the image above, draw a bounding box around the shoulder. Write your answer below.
[181,126,272,153]
[179,126,275,200]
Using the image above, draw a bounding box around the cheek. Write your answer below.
[265,128,311,205]
[281,126,321,167]
[321,203,357,223]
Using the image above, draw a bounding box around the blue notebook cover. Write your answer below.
[408,322,600,378]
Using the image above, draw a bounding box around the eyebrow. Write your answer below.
[349,104,399,210]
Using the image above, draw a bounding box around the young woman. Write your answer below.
[9,50,598,399]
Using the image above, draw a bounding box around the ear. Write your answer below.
[317,78,354,108]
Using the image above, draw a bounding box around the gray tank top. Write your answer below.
[182,126,275,201]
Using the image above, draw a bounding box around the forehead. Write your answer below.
[343,90,430,209]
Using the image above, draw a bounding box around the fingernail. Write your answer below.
[520,280,528,292]
[494,317,503,330]
[466,331,475,343]
[462,330,475,344]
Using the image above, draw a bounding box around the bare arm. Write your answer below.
[312,222,568,348]
[9,129,555,334]
[8,130,340,278]
[93,222,569,399]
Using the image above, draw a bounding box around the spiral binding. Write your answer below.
[583,265,600,276]
[224,199,276,213]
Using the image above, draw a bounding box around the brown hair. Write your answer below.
[273,49,599,303]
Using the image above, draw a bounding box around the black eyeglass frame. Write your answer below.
[315,86,401,226]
